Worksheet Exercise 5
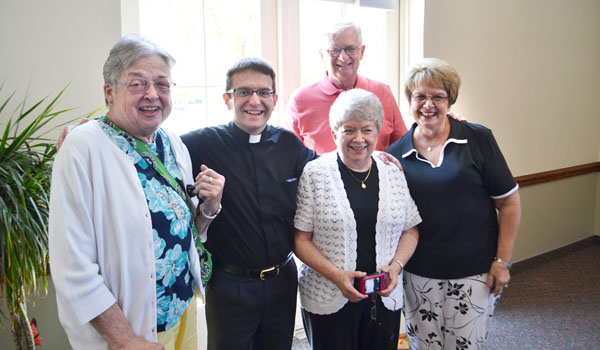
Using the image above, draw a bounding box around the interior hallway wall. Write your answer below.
[0,0,121,138]
[0,0,121,347]
[422,0,600,261]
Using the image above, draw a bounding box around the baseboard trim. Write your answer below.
[511,235,599,275]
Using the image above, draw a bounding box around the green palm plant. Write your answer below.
[0,82,94,349]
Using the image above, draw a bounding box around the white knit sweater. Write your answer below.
[294,152,422,314]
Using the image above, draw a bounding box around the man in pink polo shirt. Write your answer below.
[285,21,407,154]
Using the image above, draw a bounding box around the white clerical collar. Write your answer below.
[249,134,262,143]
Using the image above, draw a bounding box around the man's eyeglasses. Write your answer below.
[326,46,361,58]
[119,79,175,94]
[411,93,448,104]
[226,88,276,99]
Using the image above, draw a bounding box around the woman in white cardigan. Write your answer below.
[49,35,224,350]
[294,88,421,350]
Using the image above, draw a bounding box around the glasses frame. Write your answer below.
[326,45,362,58]
[226,88,276,99]
[410,93,448,105]
[118,78,176,95]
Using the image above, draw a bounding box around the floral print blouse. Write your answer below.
[99,119,194,332]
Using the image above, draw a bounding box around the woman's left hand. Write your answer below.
[378,263,402,297]
[373,151,403,171]
[486,262,510,296]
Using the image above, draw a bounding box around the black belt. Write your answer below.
[215,253,294,280]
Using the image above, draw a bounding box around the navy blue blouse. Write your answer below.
[387,118,517,279]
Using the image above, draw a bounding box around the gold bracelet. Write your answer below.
[493,256,512,270]
[391,259,404,273]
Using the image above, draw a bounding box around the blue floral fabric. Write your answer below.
[99,119,193,332]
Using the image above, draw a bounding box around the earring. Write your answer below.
[110,100,114,105]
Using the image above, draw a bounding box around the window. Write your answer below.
[139,0,261,135]
[135,0,402,135]
[298,0,392,85]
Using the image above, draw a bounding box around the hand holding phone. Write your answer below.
[332,269,368,302]
[359,272,390,295]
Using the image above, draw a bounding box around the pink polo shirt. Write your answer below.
[285,73,408,154]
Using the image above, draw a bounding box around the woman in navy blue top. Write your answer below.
[387,58,521,350]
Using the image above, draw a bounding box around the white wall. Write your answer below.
[0,0,121,137]
[0,0,121,348]
[423,0,600,176]
[422,0,600,259]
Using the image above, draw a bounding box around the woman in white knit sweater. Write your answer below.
[294,88,421,350]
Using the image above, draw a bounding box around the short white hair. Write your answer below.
[329,89,383,132]
[323,21,363,46]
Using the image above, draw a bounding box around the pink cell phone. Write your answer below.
[359,272,389,295]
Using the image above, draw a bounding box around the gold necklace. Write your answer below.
[344,162,372,189]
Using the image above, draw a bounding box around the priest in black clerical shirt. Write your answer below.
[181,57,316,350]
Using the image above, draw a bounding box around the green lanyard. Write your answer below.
[133,136,189,207]
[99,116,213,286]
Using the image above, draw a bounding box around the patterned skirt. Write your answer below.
[403,272,501,350]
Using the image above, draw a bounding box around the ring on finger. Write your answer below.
[208,176,213,184]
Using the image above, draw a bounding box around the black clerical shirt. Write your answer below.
[181,122,317,269]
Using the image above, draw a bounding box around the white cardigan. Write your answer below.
[294,152,421,314]
[49,121,203,350]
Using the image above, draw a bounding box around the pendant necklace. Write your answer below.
[344,162,372,189]
[424,121,448,152]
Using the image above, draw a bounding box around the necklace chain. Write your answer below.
[422,120,448,152]
[344,162,372,189]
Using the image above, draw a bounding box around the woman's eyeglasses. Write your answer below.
[119,79,175,94]
[411,93,448,104]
